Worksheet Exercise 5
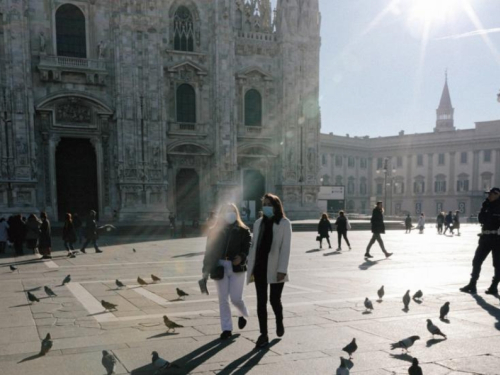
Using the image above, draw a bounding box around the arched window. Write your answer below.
[245,89,262,126]
[174,6,195,52]
[56,4,86,58]
[176,84,196,123]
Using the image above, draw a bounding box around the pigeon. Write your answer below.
[27,291,40,303]
[151,274,161,283]
[390,335,420,353]
[403,290,411,310]
[133,248,136,253]
[364,297,374,312]
[176,288,189,299]
[377,285,384,300]
[342,338,357,359]
[440,302,450,320]
[137,276,148,286]
[101,300,118,311]
[413,290,423,301]
[426,319,446,339]
[408,358,423,375]
[44,286,57,297]
[336,357,350,375]
[62,275,71,285]
[39,333,53,356]
[152,351,179,373]
[115,279,125,288]
[101,350,117,375]
[9,265,17,271]
[163,315,183,333]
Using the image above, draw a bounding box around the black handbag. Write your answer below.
[316,235,321,241]
[210,265,225,280]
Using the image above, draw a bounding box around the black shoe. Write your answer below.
[220,330,232,340]
[95,249,103,253]
[485,287,499,296]
[238,317,247,330]
[385,252,393,258]
[255,334,269,348]
[276,320,284,337]
[460,281,477,294]
[364,253,373,258]
[80,249,86,254]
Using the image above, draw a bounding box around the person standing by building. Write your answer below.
[460,187,500,295]
[63,213,77,257]
[317,213,333,249]
[80,210,102,254]
[405,214,412,234]
[9,214,26,256]
[39,212,52,260]
[73,213,83,244]
[444,211,454,235]
[202,204,251,340]
[365,202,392,259]
[417,213,425,234]
[436,211,445,234]
[334,211,351,250]
[0,218,9,255]
[453,210,461,236]
[25,214,42,255]
[247,193,292,349]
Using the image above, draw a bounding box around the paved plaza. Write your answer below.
[1,224,500,374]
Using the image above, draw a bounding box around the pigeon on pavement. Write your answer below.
[27,291,40,303]
[163,315,183,333]
[413,290,423,301]
[408,358,423,375]
[152,351,179,373]
[364,297,374,312]
[133,248,136,253]
[9,265,17,271]
[62,275,71,285]
[101,350,116,375]
[426,319,447,338]
[390,336,420,353]
[44,286,57,297]
[101,300,118,311]
[440,302,450,320]
[336,357,350,375]
[39,333,53,356]
[176,288,189,299]
[377,285,384,301]
[137,277,148,286]
[115,279,125,288]
[342,338,357,359]
[403,290,411,310]
[151,274,161,283]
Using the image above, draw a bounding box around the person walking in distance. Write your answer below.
[453,210,461,236]
[0,217,9,254]
[9,214,26,256]
[247,193,292,349]
[202,204,251,340]
[405,214,412,234]
[25,214,42,255]
[38,212,52,260]
[80,210,102,254]
[460,187,500,295]
[436,211,445,234]
[365,202,393,259]
[444,211,454,235]
[62,213,77,257]
[334,211,351,250]
[417,213,425,234]
[73,213,83,244]
[317,213,333,249]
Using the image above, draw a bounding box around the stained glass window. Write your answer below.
[174,7,194,52]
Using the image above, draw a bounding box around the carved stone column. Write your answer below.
[448,151,456,193]
[426,153,433,194]
[48,134,61,216]
[90,137,105,218]
[472,150,480,191]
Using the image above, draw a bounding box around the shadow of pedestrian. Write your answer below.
[147,332,179,339]
[306,249,320,253]
[323,251,342,256]
[172,252,205,258]
[18,353,41,363]
[426,338,446,347]
[217,339,280,375]
[358,259,380,270]
[472,294,500,330]
[390,353,413,362]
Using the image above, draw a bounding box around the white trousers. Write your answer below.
[214,260,249,332]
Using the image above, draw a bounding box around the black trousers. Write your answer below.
[437,223,443,233]
[64,241,75,251]
[13,239,24,255]
[81,238,100,252]
[470,236,500,281]
[337,230,350,248]
[444,223,453,234]
[366,233,386,253]
[254,266,285,335]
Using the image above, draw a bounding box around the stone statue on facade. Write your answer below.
[97,40,106,59]
[39,32,46,54]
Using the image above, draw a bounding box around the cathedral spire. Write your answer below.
[435,71,455,132]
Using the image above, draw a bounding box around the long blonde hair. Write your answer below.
[214,203,249,230]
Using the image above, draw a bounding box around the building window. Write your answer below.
[458,201,466,214]
[335,175,343,185]
[360,158,367,169]
[347,178,355,195]
[173,6,195,52]
[436,202,443,215]
[321,154,327,166]
[481,172,493,191]
[460,152,467,164]
[415,202,422,215]
[335,155,343,167]
[377,158,383,170]
[414,179,425,194]
[434,175,446,193]
[393,180,404,194]
[56,4,87,58]
[484,150,492,163]
[417,154,423,166]
[359,179,367,195]
[244,89,262,126]
[321,174,330,186]
[376,183,383,195]
[396,156,403,168]
[347,156,355,168]
[176,84,196,123]
[438,153,445,165]
[457,175,469,192]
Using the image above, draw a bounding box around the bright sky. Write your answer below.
[274,0,500,137]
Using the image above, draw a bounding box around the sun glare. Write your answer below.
[409,0,465,24]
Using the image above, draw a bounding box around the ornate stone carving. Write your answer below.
[56,99,92,124]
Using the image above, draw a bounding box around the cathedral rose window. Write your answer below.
[174,6,195,52]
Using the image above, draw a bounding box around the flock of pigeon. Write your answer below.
[335,286,451,374]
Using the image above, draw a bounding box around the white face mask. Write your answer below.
[224,212,237,224]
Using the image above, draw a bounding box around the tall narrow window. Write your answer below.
[176,84,196,123]
[244,89,262,126]
[56,4,86,58]
[174,6,194,52]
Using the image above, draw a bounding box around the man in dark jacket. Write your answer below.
[460,187,500,295]
[9,214,26,256]
[436,212,445,234]
[444,211,454,235]
[365,202,393,259]
[80,210,102,254]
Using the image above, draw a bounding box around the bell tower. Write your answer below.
[435,72,455,132]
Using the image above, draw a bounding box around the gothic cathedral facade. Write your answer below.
[0,0,321,221]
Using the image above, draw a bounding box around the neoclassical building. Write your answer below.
[0,0,321,221]
[319,78,500,216]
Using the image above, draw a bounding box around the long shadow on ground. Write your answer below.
[217,339,280,375]
[472,294,500,330]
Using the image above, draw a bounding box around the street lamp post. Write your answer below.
[377,157,396,215]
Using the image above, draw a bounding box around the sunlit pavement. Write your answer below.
[1,224,499,374]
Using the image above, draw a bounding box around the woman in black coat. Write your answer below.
[365,202,392,259]
[334,211,351,251]
[39,212,52,259]
[202,203,251,340]
[62,213,77,257]
[317,213,333,249]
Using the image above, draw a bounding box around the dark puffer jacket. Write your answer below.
[478,199,500,231]
[370,207,385,234]
[202,223,251,275]
[318,219,333,238]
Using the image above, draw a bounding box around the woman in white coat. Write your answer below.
[246,193,292,349]
[417,213,425,234]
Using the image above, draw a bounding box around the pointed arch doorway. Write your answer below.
[242,169,265,220]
